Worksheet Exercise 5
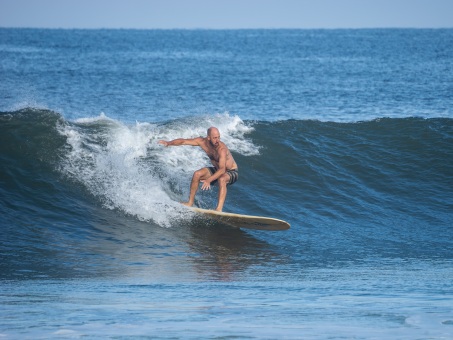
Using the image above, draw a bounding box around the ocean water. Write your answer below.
[1,28,453,339]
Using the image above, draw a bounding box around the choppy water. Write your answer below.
[1,28,452,339]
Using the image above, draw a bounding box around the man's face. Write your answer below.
[209,131,220,147]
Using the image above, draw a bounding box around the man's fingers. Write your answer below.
[200,181,211,190]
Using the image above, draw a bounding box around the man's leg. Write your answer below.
[182,168,211,207]
[215,173,230,211]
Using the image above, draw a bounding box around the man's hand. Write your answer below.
[201,180,211,191]
[158,140,169,147]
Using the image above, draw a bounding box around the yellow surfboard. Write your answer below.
[190,207,290,231]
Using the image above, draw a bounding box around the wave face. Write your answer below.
[2,109,452,231]
[251,118,453,226]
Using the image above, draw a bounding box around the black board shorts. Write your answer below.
[208,167,239,186]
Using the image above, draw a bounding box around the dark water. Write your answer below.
[1,28,453,338]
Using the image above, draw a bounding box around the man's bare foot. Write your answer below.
[181,202,193,207]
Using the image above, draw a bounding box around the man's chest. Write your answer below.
[201,145,219,162]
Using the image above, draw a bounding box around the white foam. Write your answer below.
[58,112,257,227]
[74,112,114,124]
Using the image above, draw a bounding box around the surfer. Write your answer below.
[158,127,238,212]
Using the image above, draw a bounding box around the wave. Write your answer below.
[1,108,452,231]
[250,118,453,225]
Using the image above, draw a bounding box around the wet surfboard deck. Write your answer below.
[190,207,290,231]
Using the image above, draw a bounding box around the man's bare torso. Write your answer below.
[199,138,238,170]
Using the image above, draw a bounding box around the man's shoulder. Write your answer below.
[196,136,207,144]
[218,142,229,152]
[221,141,230,148]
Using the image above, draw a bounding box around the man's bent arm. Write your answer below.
[201,150,227,191]
[204,148,227,183]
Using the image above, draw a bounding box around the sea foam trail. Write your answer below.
[58,112,258,227]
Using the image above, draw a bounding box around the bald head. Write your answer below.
[207,127,219,137]
[207,127,221,147]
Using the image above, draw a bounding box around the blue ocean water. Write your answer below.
[1,28,453,339]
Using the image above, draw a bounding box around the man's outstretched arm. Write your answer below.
[158,137,202,147]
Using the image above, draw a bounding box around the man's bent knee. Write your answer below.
[194,168,210,180]
[193,169,202,177]
[218,174,229,186]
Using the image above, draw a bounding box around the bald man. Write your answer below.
[159,127,238,212]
